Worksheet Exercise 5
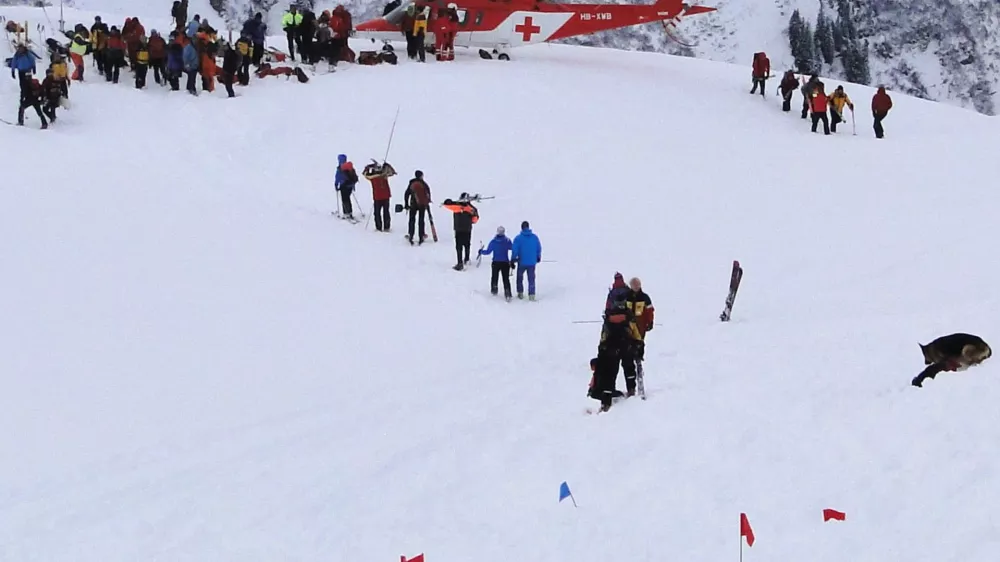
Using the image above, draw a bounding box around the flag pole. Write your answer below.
[739,514,743,562]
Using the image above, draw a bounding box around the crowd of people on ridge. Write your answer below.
[752,51,894,139]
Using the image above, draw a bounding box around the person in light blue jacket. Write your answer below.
[510,220,542,300]
[186,16,201,38]
[182,40,199,94]
[478,225,513,300]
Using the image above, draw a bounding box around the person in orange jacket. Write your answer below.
[809,84,830,135]
[196,32,216,92]
[442,193,480,270]
[871,86,892,139]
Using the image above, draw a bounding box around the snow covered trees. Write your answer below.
[788,3,870,84]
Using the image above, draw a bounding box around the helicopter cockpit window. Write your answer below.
[383,1,414,25]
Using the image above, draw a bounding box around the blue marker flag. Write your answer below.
[559,481,577,506]
[559,482,571,501]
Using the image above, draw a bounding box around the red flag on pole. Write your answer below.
[823,509,846,522]
[401,555,424,562]
[740,513,755,547]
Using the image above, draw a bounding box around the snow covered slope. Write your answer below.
[3,5,1000,562]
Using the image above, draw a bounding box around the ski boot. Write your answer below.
[528,294,536,301]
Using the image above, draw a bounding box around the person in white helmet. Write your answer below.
[478,226,514,300]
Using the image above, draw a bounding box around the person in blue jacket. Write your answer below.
[478,225,513,300]
[510,220,542,300]
[334,154,359,219]
[182,39,199,94]
[9,44,39,80]
[165,32,184,90]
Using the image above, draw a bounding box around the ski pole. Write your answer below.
[383,105,400,163]
[851,107,856,135]
[352,192,366,218]
[364,204,373,230]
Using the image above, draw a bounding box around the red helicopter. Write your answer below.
[355,0,716,60]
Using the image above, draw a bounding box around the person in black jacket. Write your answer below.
[442,193,479,270]
[17,73,47,129]
[403,171,432,245]
[40,68,65,122]
[220,44,239,98]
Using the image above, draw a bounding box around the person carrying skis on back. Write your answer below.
[478,225,513,300]
[590,296,640,411]
[511,220,541,301]
[872,86,892,139]
[750,51,769,97]
[404,170,431,245]
[335,154,359,219]
[778,70,798,112]
[442,193,479,270]
[827,85,854,133]
[363,160,395,232]
[9,44,39,81]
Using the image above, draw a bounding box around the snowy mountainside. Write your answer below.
[3,4,1000,561]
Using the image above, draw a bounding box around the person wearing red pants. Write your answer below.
[434,5,459,61]
[69,25,90,81]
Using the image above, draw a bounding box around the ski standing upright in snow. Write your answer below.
[719,260,743,322]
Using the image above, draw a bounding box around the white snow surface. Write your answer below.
[3,5,1000,562]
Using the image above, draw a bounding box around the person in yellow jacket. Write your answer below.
[282,6,304,60]
[134,37,150,89]
[828,85,855,134]
[69,24,90,81]
[411,1,430,62]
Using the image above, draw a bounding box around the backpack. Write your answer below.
[358,50,380,65]
[409,180,429,206]
[378,50,397,65]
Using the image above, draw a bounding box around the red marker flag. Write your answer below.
[823,509,846,522]
[740,513,755,547]
[401,555,424,562]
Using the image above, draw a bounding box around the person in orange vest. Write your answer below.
[750,52,769,97]
[442,193,480,270]
[871,86,893,139]
[809,84,830,135]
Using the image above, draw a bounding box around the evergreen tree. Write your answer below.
[813,27,825,73]
[832,17,846,53]
[801,22,817,74]
[789,10,816,74]
[816,10,835,65]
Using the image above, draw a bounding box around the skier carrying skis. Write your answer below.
[403,170,431,245]
[778,70,798,112]
[510,220,541,300]
[363,160,395,232]
[442,193,479,270]
[590,296,641,411]
[478,225,513,300]
[335,154,359,219]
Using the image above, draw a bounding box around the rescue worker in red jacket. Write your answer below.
[434,5,459,61]
[363,161,396,232]
[777,70,798,112]
[810,84,830,135]
[871,86,892,139]
[750,52,769,97]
